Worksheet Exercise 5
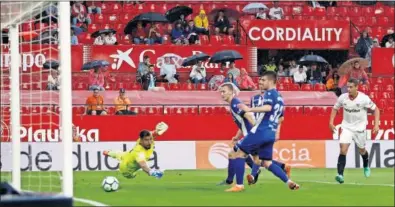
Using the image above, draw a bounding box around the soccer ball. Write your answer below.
[101,176,119,192]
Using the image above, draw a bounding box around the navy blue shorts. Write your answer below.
[236,129,275,160]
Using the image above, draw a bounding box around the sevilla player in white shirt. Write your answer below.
[329,78,380,184]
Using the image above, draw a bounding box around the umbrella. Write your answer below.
[124,12,168,34]
[209,50,243,63]
[299,55,328,65]
[338,58,369,76]
[182,53,210,67]
[165,6,193,23]
[82,60,104,70]
[91,29,116,38]
[32,29,58,44]
[242,3,268,14]
[71,25,83,36]
[43,60,59,70]
[380,33,395,47]
[209,8,241,23]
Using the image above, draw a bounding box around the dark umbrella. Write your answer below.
[82,60,103,70]
[182,53,210,67]
[32,29,58,44]
[124,12,168,34]
[165,6,193,23]
[208,8,241,23]
[380,33,395,48]
[43,60,59,70]
[209,50,243,63]
[91,29,116,38]
[299,55,328,65]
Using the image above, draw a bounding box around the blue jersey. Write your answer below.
[250,93,265,122]
[230,97,253,136]
[251,88,284,133]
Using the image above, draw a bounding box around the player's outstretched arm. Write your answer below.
[237,104,272,113]
[152,122,169,139]
[137,159,163,178]
[244,112,256,126]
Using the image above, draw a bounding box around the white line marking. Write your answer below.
[74,197,109,207]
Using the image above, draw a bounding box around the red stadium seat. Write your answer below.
[370,84,382,92]
[199,35,209,45]
[377,99,387,109]
[314,83,326,91]
[301,84,312,91]
[388,100,395,108]
[122,2,135,13]
[337,7,349,17]
[276,83,287,91]
[359,84,369,94]
[348,6,361,17]
[282,6,292,16]
[303,107,312,115]
[362,6,374,16]
[377,17,390,26]
[352,16,366,26]
[384,85,394,93]
[302,6,314,16]
[289,84,300,91]
[326,7,337,16]
[94,14,106,24]
[181,83,195,90]
[112,2,122,14]
[311,107,325,116]
[186,107,198,115]
[368,92,378,100]
[197,83,208,90]
[107,14,119,24]
[365,17,377,27]
[292,6,303,16]
[169,83,181,90]
[380,92,392,99]
[100,2,114,14]
[210,35,222,45]
[222,35,234,45]
[314,7,326,16]
[374,6,385,16]
[130,82,142,90]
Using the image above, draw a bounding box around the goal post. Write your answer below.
[1,1,73,197]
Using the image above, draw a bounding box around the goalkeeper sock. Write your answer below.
[245,156,254,169]
[337,154,346,176]
[361,151,369,168]
[234,158,246,185]
[226,159,235,184]
[272,160,286,170]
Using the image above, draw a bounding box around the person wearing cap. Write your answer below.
[193,9,209,35]
[85,87,107,115]
[114,88,135,115]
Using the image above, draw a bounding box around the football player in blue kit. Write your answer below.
[225,71,300,192]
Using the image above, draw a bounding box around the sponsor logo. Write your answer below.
[1,53,47,71]
[273,141,326,168]
[248,27,343,42]
[19,126,99,142]
[344,108,360,113]
[354,142,394,168]
[208,143,231,169]
[109,48,135,70]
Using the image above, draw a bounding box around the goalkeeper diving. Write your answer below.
[103,122,169,179]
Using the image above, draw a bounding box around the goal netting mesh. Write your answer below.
[1,1,66,193]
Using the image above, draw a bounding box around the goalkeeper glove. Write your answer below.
[149,169,164,179]
[155,122,168,136]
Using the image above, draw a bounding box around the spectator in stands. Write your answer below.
[193,10,209,35]
[148,24,163,44]
[71,1,87,21]
[47,69,60,90]
[385,36,395,48]
[88,67,105,91]
[142,65,157,90]
[114,88,135,115]
[224,73,239,87]
[326,71,340,91]
[160,57,179,83]
[237,68,256,91]
[277,64,288,77]
[306,63,323,85]
[269,1,284,20]
[227,62,241,78]
[326,64,337,82]
[137,55,150,83]
[190,61,207,84]
[171,22,189,45]
[256,8,267,20]
[348,60,369,85]
[93,33,106,45]
[132,22,149,44]
[355,31,372,59]
[263,59,277,72]
[179,14,188,29]
[372,38,381,48]
[87,2,102,14]
[72,12,91,26]
[104,32,117,45]
[214,10,234,35]
[71,30,78,45]
[184,20,200,45]
[85,88,107,115]
[293,67,307,84]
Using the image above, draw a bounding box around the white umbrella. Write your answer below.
[242,3,268,14]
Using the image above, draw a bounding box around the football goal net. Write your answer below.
[0,1,73,197]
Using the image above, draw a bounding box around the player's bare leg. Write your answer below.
[358,147,371,177]
[336,143,350,184]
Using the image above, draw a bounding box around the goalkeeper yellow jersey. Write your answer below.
[120,138,155,173]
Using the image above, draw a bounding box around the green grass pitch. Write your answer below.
[1,168,394,206]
